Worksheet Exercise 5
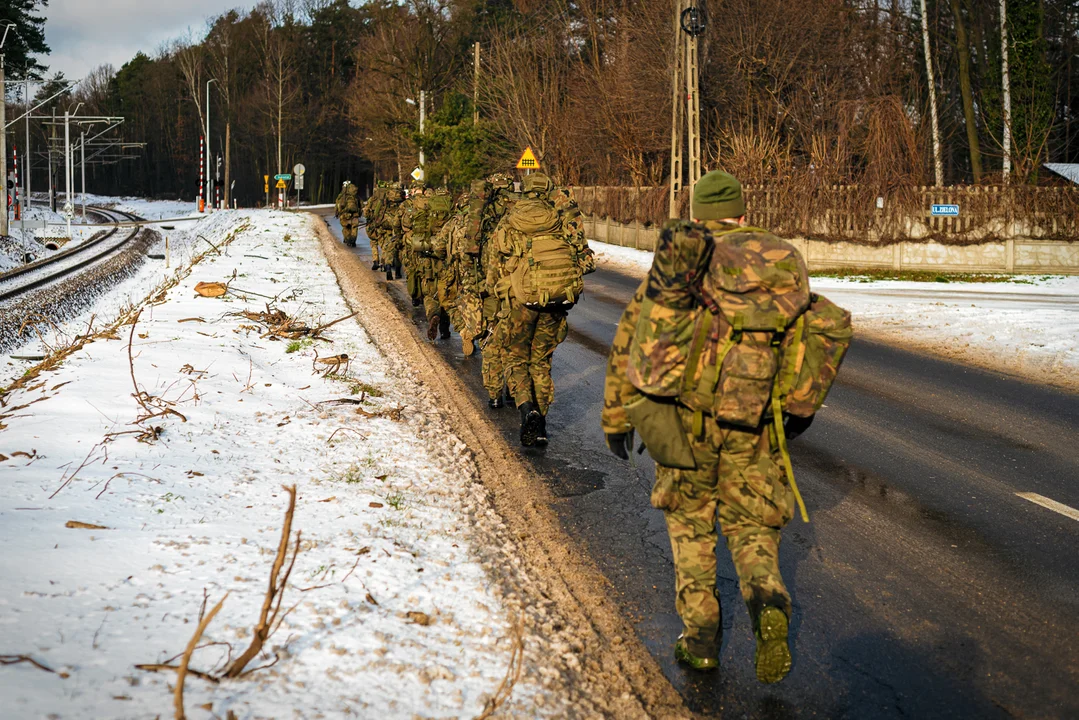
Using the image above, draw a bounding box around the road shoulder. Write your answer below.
[311,214,692,719]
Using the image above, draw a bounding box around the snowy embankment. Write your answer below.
[593,242,1079,390]
[0,211,569,718]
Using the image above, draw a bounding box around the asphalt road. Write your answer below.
[325,217,1079,719]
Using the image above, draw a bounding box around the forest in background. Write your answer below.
[3,0,1078,207]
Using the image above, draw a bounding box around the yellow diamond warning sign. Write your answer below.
[516,146,540,170]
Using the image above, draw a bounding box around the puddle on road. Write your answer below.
[539,465,607,497]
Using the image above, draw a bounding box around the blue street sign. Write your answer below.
[931,204,960,217]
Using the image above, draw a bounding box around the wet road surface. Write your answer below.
[324,217,1079,719]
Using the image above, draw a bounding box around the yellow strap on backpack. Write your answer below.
[771,380,809,523]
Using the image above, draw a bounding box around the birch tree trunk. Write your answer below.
[1000,0,1012,181]
[920,0,944,186]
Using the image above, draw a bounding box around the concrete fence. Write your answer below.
[583,216,1079,275]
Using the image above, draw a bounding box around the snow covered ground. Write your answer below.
[0,211,570,718]
[592,241,1079,390]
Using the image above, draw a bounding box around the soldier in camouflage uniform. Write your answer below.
[479,174,518,407]
[602,171,817,684]
[434,184,488,354]
[494,173,595,446]
[379,184,406,281]
[418,187,454,340]
[399,182,427,307]
[334,181,362,248]
[363,184,386,270]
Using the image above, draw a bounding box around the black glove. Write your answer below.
[782,413,814,440]
[606,431,634,460]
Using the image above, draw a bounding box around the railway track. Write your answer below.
[0,207,144,303]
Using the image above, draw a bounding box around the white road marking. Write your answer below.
[1016,492,1079,522]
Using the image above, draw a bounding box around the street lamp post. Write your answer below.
[206,78,217,211]
[405,91,427,172]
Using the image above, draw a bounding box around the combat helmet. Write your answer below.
[522,173,553,196]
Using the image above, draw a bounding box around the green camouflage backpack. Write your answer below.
[365,188,386,226]
[625,220,853,521]
[501,197,586,308]
[341,186,361,215]
[429,191,453,231]
[409,194,433,253]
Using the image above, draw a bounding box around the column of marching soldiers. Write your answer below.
[337,171,594,448]
[334,168,854,686]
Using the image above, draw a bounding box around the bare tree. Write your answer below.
[207,12,239,206]
[254,1,301,180]
[175,37,206,131]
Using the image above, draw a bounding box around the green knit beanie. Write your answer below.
[692,171,746,221]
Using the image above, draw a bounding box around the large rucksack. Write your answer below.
[428,192,454,237]
[339,188,361,215]
[625,220,852,521]
[365,188,386,226]
[501,198,585,308]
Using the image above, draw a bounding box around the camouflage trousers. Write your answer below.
[401,241,421,300]
[380,232,401,269]
[442,265,484,348]
[502,302,569,415]
[481,316,507,400]
[419,256,442,319]
[369,228,383,265]
[340,216,359,245]
[652,407,795,658]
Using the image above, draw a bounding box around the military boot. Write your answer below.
[426,314,440,340]
[518,402,543,447]
[371,260,379,270]
[534,413,549,447]
[386,266,394,281]
[395,262,403,280]
[438,311,451,340]
[674,635,719,671]
[754,606,792,684]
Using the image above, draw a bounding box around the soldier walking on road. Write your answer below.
[334,181,362,248]
[492,172,595,446]
[479,174,518,406]
[419,187,454,340]
[602,171,851,683]
[399,182,427,307]
[379,183,405,281]
[363,184,387,269]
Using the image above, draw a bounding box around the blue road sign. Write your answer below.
[931,204,960,217]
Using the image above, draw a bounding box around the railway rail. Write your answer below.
[0,207,144,303]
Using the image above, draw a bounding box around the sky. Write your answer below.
[43,0,253,81]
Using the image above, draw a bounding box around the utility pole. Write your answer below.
[80,131,86,220]
[419,89,426,169]
[24,77,30,214]
[1,52,8,237]
[206,78,216,210]
[64,110,71,237]
[473,43,480,125]
[668,1,703,219]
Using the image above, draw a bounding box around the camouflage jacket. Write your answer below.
[601,220,811,433]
